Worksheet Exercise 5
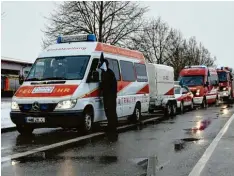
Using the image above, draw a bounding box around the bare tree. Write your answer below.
[42,1,147,48]
[127,17,173,64]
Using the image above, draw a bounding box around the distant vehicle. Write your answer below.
[217,67,234,101]
[147,64,177,117]
[10,34,149,135]
[179,65,219,108]
[174,84,194,113]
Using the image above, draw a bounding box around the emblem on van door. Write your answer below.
[32,101,40,111]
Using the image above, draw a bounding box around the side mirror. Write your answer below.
[92,71,99,82]
[204,81,209,87]
[87,71,99,83]
[19,75,24,85]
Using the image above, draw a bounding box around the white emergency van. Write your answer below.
[10,34,149,135]
[146,64,177,116]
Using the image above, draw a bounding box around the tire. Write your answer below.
[190,100,194,111]
[148,109,154,114]
[79,108,94,134]
[215,96,219,106]
[16,125,34,135]
[171,103,177,116]
[180,102,184,114]
[201,97,207,109]
[164,103,171,118]
[131,103,141,123]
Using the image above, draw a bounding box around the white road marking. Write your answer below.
[1,117,161,163]
[188,113,234,176]
[1,132,104,163]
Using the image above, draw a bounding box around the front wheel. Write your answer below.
[201,98,207,109]
[16,125,34,135]
[131,104,141,123]
[180,102,184,114]
[171,103,177,116]
[164,103,172,118]
[190,100,194,111]
[79,108,94,134]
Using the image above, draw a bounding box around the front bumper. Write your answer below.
[193,97,203,105]
[10,110,83,128]
[219,91,229,98]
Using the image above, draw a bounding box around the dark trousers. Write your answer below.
[103,95,118,135]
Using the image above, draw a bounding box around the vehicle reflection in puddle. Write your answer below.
[184,119,212,134]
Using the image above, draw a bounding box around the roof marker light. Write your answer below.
[57,34,97,44]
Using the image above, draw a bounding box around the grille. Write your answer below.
[19,103,57,112]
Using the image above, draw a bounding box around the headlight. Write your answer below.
[11,102,19,110]
[55,100,77,110]
[196,89,200,96]
[223,87,227,91]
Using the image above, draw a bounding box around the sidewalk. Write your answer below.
[1,101,16,131]
[198,113,234,176]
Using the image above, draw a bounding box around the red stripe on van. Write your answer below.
[164,87,174,95]
[15,85,78,97]
[95,43,145,61]
[136,84,149,94]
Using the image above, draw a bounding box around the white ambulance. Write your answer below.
[10,34,149,135]
[146,64,177,116]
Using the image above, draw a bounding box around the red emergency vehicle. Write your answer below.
[179,65,219,108]
[217,67,234,101]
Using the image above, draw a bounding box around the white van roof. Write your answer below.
[38,41,145,63]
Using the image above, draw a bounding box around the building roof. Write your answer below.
[1,56,33,65]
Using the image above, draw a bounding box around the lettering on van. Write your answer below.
[163,76,169,80]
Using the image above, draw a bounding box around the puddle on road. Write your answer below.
[181,138,200,142]
[174,137,200,152]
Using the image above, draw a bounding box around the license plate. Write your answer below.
[26,117,45,123]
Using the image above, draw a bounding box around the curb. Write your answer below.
[2,115,163,163]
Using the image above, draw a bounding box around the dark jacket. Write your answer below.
[101,68,117,99]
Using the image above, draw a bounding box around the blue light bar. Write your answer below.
[57,34,96,44]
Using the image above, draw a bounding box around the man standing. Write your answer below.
[99,53,118,141]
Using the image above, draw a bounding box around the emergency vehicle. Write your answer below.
[147,64,177,116]
[179,65,219,108]
[217,66,234,101]
[10,34,149,135]
[174,84,194,113]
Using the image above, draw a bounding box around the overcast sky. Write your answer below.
[1,1,234,68]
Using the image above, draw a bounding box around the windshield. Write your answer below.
[174,87,181,94]
[218,72,227,82]
[26,56,90,81]
[179,76,204,86]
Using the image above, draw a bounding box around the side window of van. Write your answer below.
[120,60,136,82]
[210,75,218,85]
[87,58,100,82]
[134,63,148,82]
[106,58,120,81]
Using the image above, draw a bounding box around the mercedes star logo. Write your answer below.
[32,101,40,111]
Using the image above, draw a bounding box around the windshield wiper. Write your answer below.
[25,78,41,81]
[40,77,67,81]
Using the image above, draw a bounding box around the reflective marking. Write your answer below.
[188,113,234,176]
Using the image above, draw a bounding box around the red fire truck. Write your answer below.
[217,67,234,101]
[179,65,219,108]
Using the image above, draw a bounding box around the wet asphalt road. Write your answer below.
[1,103,234,176]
